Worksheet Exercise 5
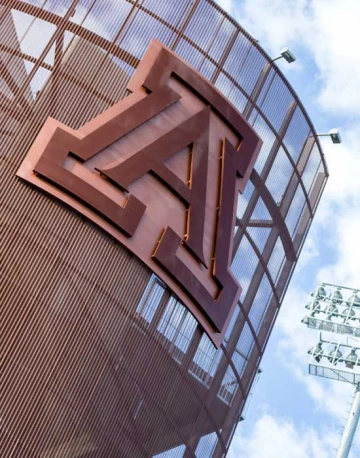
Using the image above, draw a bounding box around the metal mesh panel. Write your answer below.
[232,348,247,377]
[237,322,255,359]
[11,11,57,58]
[199,58,216,79]
[143,0,191,26]
[190,334,223,387]
[227,83,248,114]
[218,365,239,406]
[260,74,293,132]
[252,113,277,174]
[1,0,328,456]
[223,32,252,79]
[247,226,271,254]
[118,9,174,58]
[285,183,307,237]
[301,145,322,195]
[175,38,206,68]
[236,45,267,95]
[251,195,272,220]
[157,297,198,362]
[248,275,273,333]
[208,18,235,62]
[185,0,223,50]
[266,146,293,204]
[154,444,187,457]
[195,432,218,457]
[283,105,312,162]
[236,181,256,219]
[224,305,241,344]
[231,236,259,300]
[307,146,326,205]
[214,71,234,97]
[82,1,131,40]
[267,237,286,284]
[136,275,166,323]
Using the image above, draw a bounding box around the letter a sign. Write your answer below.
[18,40,262,346]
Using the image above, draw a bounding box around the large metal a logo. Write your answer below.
[18,40,261,346]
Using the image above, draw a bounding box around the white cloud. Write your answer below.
[216,0,235,15]
[226,0,360,116]
[316,211,360,288]
[228,414,348,458]
[311,0,360,115]
[293,230,319,271]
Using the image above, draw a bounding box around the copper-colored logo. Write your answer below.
[17,40,262,346]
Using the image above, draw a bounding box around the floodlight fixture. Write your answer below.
[329,288,343,304]
[326,302,339,320]
[312,285,327,299]
[346,349,358,369]
[308,334,360,378]
[271,47,296,63]
[281,47,296,63]
[328,347,343,365]
[315,128,342,144]
[343,307,356,322]
[308,342,323,362]
[302,283,360,336]
[347,293,360,308]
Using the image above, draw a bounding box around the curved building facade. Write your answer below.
[2,1,328,457]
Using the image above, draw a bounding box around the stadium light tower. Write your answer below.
[302,282,360,458]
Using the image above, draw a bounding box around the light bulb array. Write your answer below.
[308,338,360,371]
[302,285,360,335]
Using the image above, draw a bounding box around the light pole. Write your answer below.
[302,283,360,458]
[337,384,360,458]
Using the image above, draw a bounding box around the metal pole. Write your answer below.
[336,384,360,458]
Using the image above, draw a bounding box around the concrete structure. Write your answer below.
[1,1,328,456]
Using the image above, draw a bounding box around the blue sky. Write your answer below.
[215,1,360,456]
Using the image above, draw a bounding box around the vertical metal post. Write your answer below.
[336,384,360,458]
